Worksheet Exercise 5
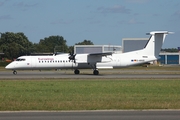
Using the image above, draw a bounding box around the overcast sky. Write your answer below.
[0,0,180,48]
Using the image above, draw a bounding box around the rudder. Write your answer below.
[143,31,172,58]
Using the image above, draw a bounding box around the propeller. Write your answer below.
[68,52,76,63]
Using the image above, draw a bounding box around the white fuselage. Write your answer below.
[5,52,157,70]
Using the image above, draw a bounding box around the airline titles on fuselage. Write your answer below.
[38,58,54,61]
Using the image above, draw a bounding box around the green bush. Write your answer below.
[0,61,9,67]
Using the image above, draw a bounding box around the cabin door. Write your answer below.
[31,58,36,68]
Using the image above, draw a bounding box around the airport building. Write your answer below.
[122,38,180,65]
[122,38,149,53]
[159,52,180,65]
[74,45,122,54]
[74,38,149,54]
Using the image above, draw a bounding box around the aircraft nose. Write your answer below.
[5,63,14,70]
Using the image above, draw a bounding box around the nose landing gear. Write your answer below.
[13,70,17,75]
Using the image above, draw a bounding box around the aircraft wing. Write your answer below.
[75,52,113,63]
[88,52,113,56]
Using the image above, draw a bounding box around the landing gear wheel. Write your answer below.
[74,69,80,74]
[93,70,99,75]
[13,70,17,75]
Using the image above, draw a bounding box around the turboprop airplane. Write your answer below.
[5,31,172,75]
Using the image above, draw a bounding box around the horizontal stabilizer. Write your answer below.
[146,31,174,35]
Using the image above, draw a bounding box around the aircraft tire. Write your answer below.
[74,69,80,74]
[13,70,17,75]
[93,70,99,75]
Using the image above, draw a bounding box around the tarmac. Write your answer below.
[0,110,180,120]
[0,68,180,79]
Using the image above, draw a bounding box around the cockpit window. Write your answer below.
[16,58,26,61]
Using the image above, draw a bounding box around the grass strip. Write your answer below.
[0,79,180,110]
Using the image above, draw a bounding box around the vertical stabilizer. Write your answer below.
[143,31,172,57]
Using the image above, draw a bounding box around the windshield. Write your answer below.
[16,58,26,61]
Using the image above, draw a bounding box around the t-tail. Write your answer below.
[140,31,173,58]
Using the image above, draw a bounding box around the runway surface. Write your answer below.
[0,69,180,79]
[0,110,180,120]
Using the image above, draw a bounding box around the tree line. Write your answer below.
[161,48,179,52]
[0,32,93,60]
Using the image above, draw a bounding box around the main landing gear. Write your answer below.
[74,69,99,75]
[74,63,100,75]
[93,69,99,75]
[13,70,17,75]
[74,69,80,74]
[91,63,99,75]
